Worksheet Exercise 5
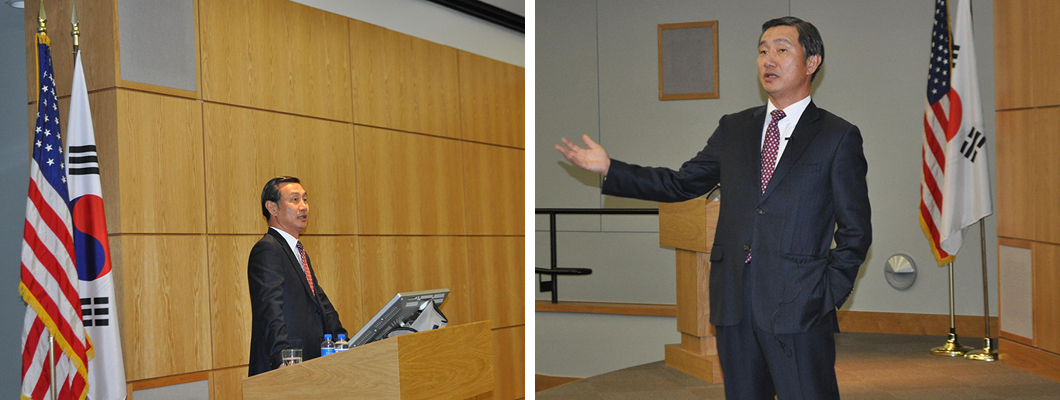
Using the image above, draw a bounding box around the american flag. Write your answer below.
[20,33,92,400]
[920,0,993,266]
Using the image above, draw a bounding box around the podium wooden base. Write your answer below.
[664,344,722,383]
[242,321,493,399]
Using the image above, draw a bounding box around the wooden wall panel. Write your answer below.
[298,235,365,333]
[24,0,118,102]
[463,143,524,235]
[210,366,249,400]
[354,126,467,235]
[1033,242,1060,353]
[489,326,525,400]
[199,0,352,121]
[120,235,210,381]
[1033,108,1060,243]
[458,51,524,148]
[1032,0,1060,107]
[350,20,461,139]
[53,90,123,236]
[995,109,1036,239]
[115,90,205,234]
[208,235,258,369]
[203,103,357,235]
[358,236,471,326]
[468,237,524,329]
[994,0,1034,110]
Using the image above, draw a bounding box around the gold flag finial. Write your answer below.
[37,0,46,34]
[71,0,80,54]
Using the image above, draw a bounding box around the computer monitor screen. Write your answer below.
[349,288,449,347]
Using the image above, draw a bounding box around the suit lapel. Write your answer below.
[268,229,318,304]
[746,106,768,193]
[761,102,821,201]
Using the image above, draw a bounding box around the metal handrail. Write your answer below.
[535,208,659,303]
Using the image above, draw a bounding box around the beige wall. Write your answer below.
[24,0,523,398]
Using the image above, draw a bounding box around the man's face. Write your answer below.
[268,182,309,236]
[758,25,819,105]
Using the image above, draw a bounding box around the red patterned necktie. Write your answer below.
[296,241,316,296]
[747,109,787,264]
[761,109,786,194]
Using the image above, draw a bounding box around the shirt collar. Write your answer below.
[766,95,811,123]
[271,226,300,252]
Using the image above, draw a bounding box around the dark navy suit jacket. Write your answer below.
[603,101,871,334]
[247,228,346,376]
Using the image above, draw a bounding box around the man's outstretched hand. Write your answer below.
[556,134,611,176]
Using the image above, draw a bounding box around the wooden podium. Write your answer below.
[658,198,723,383]
[242,321,494,399]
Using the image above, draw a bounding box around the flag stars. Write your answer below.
[46,159,54,166]
[44,144,52,152]
[35,140,41,148]
[44,129,51,136]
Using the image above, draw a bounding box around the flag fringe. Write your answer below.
[919,213,955,266]
[19,281,94,400]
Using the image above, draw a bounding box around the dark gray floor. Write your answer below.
[538,333,1060,399]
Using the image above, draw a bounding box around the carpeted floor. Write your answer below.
[538,333,1060,399]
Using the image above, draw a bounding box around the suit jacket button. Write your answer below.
[743,244,750,251]
[757,208,764,215]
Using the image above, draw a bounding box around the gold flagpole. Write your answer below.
[38,2,58,399]
[931,260,974,356]
[965,220,998,361]
[71,0,79,56]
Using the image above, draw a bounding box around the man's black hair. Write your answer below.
[261,176,301,222]
[762,16,824,82]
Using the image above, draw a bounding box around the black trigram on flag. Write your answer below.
[81,297,111,327]
[960,127,986,162]
[68,144,99,176]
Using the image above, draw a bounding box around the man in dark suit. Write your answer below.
[248,176,346,376]
[556,17,871,400]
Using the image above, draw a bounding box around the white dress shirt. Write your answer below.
[761,95,812,161]
[271,226,302,265]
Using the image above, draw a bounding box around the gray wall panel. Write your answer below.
[118,0,197,91]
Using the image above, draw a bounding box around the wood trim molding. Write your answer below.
[837,310,999,337]
[535,301,677,317]
[535,374,581,393]
[128,371,209,392]
[1000,338,1060,383]
[1001,330,1035,347]
[535,303,998,337]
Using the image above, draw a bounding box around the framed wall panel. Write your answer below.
[999,241,1034,343]
[658,21,719,100]
[463,143,524,235]
[350,20,462,139]
[994,0,1034,110]
[207,235,258,369]
[1032,0,1060,107]
[1033,108,1060,244]
[1033,242,1060,353]
[115,90,205,234]
[209,366,249,400]
[199,0,352,121]
[358,236,471,327]
[120,235,210,381]
[458,51,524,148]
[468,237,524,328]
[995,109,1036,240]
[354,126,467,235]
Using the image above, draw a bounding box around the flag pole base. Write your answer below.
[931,333,973,356]
[964,338,998,362]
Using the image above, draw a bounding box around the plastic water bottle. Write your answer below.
[321,334,335,356]
[335,334,349,352]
